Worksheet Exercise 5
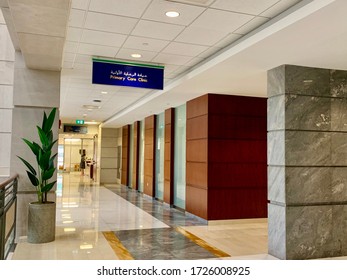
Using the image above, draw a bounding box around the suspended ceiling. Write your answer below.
[2,0,346,127]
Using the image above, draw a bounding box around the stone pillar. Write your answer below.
[10,51,60,237]
[268,64,347,259]
[98,127,122,185]
[0,9,14,177]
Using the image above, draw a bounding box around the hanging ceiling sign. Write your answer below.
[92,58,164,90]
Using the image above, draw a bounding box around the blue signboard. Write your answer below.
[92,58,164,90]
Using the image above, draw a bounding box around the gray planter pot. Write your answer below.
[27,202,56,243]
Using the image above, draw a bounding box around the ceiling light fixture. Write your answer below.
[131,53,142,58]
[165,11,180,18]
[101,91,108,94]
[83,105,101,110]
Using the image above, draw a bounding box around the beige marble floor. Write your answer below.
[7,173,298,260]
[182,218,269,258]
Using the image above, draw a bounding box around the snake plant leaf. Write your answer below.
[42,111,47,131]
[22,138,40,157]
[17,156,37,175]
[49,153,58,169]
[41,180,56,193]
[27,171,39,186]
[47,139,57,151]
[43,108,56,134]
[42,167,55,181]
[39,150,51,170]
[37,126,49,149]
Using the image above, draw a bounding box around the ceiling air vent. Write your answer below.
[165,0,214,7]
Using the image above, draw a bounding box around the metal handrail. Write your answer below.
[0,174,18,260]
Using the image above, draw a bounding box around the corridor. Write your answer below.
[11,173,270,260]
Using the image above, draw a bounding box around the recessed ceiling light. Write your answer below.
[83,105,100,110]
[101,91,108,94]
[165,11,180,18]
[131,53,142,58]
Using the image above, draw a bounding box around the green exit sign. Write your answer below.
[76,120,84,124]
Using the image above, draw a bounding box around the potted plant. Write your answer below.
[18,108,58,243]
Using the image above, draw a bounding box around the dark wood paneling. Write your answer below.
[186,186,208,220]
[208,140,267,163]
[208,188,268,220]
[132,121,140,190]
[144,115,156,197]
[208,94,267,117]
[185,94,267,220]
[164,108,174,205]
[121,125,130,186]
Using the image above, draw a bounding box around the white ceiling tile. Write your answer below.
[164,64,181,73]
[66,27,82,42]
[64,41,79,53]
[175,25,229,46]
[162,42,208,56]
[132,20,185,41]
[63,52,76,62]
[185,56,204,67]
[123,36,170,52]
[71,0,89,10]
[89,0,152,18]
[78,43,118,57]
[85,12,138,34]
[0,9,5,24]
[211,0,279,15]
[260,0,302,18]
[234,16,270,35]
[152,53,193,65]
[81,29,127,47]
[69,8,85,28]
[142,0,205,26]
[73,62,92,71]
[74,54,92,64]
[215,33,242,48]
[197,46,221,58]
[115,48,158,62]
[63,61,74,68]
[191,8,254,33]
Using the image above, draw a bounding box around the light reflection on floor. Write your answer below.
[12,173,272,260]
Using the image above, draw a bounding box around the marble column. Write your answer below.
[268,64,347,259]
[0,9,14,177]
[10,51,60,237]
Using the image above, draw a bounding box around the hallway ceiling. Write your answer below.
[2,0,347,127]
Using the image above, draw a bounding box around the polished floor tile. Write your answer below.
[11,173,279,260]
[114,228,217,260]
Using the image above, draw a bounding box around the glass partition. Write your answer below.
[174,104,186,209]
[155,113,165,200]
[138,120,145,192]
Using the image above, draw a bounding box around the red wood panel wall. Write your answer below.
[121,125,130,186]
[132,121,140,190]
[186,94,267,220]
[144,115,156,196]
[164,108,175,205]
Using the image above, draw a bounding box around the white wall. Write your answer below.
[0,9,14,177]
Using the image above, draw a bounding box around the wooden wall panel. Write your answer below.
[144,115,156,197]
[186,94,267,221]
[186,185,208,220]
[164,108,174,205]
[132,121,140,190]
[121,125,130,186]
[186,97,209,218]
